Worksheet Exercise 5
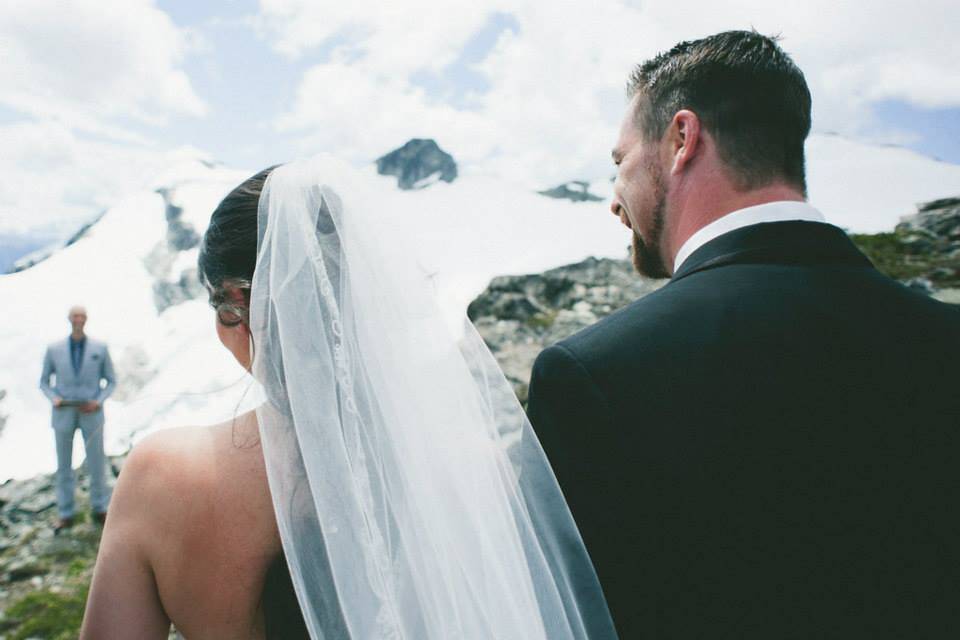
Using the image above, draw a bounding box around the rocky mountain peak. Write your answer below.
[376,139,458,190]
[537,181,604,202]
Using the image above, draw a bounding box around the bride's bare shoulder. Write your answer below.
[115,411,265,530]
[85,411,277,638]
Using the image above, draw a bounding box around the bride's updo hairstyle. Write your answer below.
[196,164,314,637]
[198,167,276,324]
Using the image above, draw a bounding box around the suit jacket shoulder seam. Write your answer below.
[550,342,616,419]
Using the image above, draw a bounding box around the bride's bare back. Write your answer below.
[81,411,283,639]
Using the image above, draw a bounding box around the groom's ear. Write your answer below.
[667,109,701,176]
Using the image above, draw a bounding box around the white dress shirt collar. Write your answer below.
[672,200,826,274]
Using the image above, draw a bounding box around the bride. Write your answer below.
[80,156,617,639]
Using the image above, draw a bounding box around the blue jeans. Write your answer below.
[53,406,111,518]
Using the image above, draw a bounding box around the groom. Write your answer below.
[527,31,960,638]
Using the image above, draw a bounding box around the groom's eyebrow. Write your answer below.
[611,148,622,163]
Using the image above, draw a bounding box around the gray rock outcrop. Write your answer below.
[376,139,458,190]
[0,455,179,638]
[152,268,206,313]
[146,188,205,314]
[850,195,960,301]
[469,256,664,402]
[158,189,201,252]
[0,456,122,623]
[896,196,960,264]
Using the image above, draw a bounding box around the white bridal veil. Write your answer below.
[250,156,617,639]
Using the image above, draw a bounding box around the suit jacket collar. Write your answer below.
[670,221,873,283]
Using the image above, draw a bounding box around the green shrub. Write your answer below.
[850,233,927,281]
[3,584,89,640]
[526,310,557,330]
[66,557,89,578]
[850,232,958,287]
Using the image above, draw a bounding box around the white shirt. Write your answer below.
[672,200,827,274]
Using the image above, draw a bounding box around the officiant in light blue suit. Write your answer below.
[39,305,116,532]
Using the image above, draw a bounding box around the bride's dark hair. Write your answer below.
[196,165,313,638]
[197,166,277,318]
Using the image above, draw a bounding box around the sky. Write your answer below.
[1,0,959,240]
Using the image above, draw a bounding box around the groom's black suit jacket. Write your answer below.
[527,221,960,639]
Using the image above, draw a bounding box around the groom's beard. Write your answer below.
[631,168,670,279]
[631,231,668,279]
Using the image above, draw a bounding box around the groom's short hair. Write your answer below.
[628,30,811,194]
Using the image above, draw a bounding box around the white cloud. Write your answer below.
[0,1,210,235]
[264,1,641,184]
[261,0,960,187]
[275,55,498,168]
[0,120,211,235]
[3,1,958,236]
[0,0,207,135]
[255,0,511,73]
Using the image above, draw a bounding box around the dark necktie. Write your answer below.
[71,339,85,375]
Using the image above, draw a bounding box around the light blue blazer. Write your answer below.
[39,337,116,428]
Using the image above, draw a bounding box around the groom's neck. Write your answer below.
[665,180,806,269]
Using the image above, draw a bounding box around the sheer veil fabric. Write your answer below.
[250,156,617,639]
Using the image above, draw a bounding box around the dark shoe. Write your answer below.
[54,516,74,534]
[92,511,107,526]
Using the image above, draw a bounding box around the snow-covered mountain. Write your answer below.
[2,134,959,481]
[806,134,960,233]
[0,153,632,481]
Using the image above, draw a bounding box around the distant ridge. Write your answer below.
[538,181,603,203]
[6,211,106,274]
